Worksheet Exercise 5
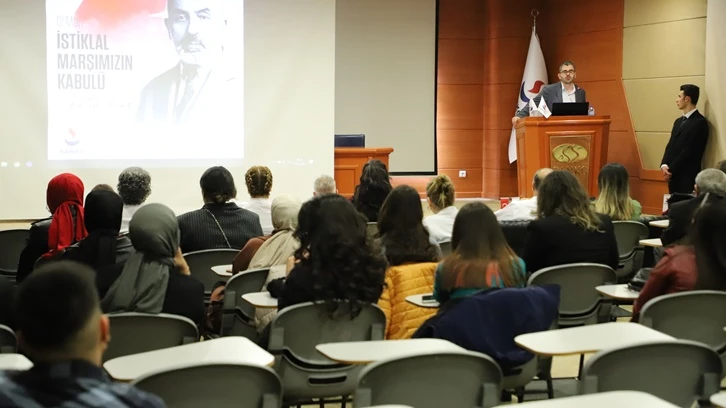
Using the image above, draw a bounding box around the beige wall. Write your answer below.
[704,0,726,167]
[622,0,707,169]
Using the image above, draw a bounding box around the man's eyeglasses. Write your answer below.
[560,70,575,75]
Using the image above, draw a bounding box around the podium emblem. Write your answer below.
[552,143,588,164]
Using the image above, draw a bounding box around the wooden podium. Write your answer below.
[515,115,611,198]
[334,147,394,197]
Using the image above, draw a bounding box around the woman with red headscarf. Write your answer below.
[16,174,87,283]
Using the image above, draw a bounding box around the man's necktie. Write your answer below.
[680,116,687,127]
[175,69,199,123]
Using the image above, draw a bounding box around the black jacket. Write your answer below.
[661,110,709,194]
[661,195,705,246]
[522,214,619,273]
[177,203,262,253]
[16,218,52,284]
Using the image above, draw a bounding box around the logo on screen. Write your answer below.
[65,128,80,146]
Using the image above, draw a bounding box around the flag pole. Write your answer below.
[531,9,539,31]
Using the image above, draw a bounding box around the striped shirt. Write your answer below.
[0,360,165,408]
[177,202,263,252]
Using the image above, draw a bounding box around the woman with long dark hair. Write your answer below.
[352,159,393,222]
[594,163,642,221]
[378,185,441,267]
[523,170,619,273]
[268,194,387,315]
[633,197,726,321]
[434,202,526,304]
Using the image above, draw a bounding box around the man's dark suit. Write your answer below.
[515,83,587,118]
[660,195,704,246]
[661,110,709,194]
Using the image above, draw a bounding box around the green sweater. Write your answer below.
[433,258,527,304]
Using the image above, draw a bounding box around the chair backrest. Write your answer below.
[133,363,282,408]
[104,313,199,362]
[355,351,503,408]
[612,221,649,258]
[183,249,240,293]
[640,291,726,353]
[0,229,30,277]
[580,340,722,407]
[366,222,378,238]
[528,263,615,321]
[268,301,386,366]
[0,325,17,353]
[225,267,269,318]
[439,241,452,257]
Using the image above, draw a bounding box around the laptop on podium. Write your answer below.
[551,102,589,116]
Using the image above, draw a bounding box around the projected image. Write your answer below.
[47,0,244,161]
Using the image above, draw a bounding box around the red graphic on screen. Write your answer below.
[75,0,166,28]
[527,80,545,94]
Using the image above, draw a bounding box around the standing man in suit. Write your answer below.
[512,60,586,125]
[660,84,709,194]
[136,0,238,126]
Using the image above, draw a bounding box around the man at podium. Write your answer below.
[512,60,587,126]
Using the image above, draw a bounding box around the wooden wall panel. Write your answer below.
[437,85,483,130]
[578,80,629,132]
[544,29,622,82]
[438,0,486,39]
[437,130,483,169]
[437,39,484,84]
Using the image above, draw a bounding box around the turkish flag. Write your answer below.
[74,0,166,28]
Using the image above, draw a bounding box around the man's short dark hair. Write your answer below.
[680,84,700,105]
[200,166,237,204]
[717,160,726,174]
[559,60,576,71]
[91,184,115,193]
[14,261,99,353]
[117,167,152,206]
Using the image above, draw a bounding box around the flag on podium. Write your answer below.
[508,26,548,163]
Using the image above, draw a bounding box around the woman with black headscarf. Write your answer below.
[58,190,133,276]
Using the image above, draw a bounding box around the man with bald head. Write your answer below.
[137,0,238,126]
[495,168,553,221]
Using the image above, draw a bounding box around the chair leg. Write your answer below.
[516,387,525,403]
[578,354,584,378]
[546,378,554,399]
[341,398,347,408]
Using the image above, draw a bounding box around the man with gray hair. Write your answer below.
[495,168,553,221]
[313,175,337,196]
[117,167,152,233]
[662,168,726,246]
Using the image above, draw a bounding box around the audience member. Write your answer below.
[90,184,114,193]
[378,262,439,340]
[495,168,552,221]
[352,159,393,222]
[102,204,205,326]
[0,276,13,328]
[17,173,87,283]
[662,168,726,246]
[422,174,458,243]
[522,170,619,273]
[267,194,386,313]
[434,202,526,304]
[56,191,133,293]
[313,174,337,196]
[240,166,274,235]
[0,261,164,407]
[594,163,642,221]
[117,167,152,233]
[232,195,302,273]
[632,198,726,321]
[178,166,262,253]
[378,185,441,266]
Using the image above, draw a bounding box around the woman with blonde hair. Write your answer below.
[523,170,619,273]
[423,174,458,243]
[241,165,274,234]
[594,163,642,221]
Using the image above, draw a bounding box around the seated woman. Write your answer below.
[232,195,302,273]
[267,194,386,314]
[17,173,87,283]
[378,185,441,266]
[423,174,458,243]
[434,202,526,305]
[177,166,263,252]
[240,165,274,235]
[56,190,133,292]
[522,170,619,274]
[632,198,726,321]
[352,159,393,222]
[101,203,205,326]
[594,163,642,221]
